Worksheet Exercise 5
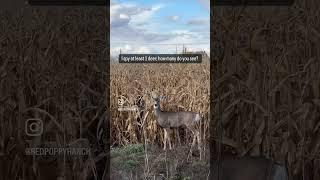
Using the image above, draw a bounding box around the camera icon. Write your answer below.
[25,119,43,136]
[118,98,125,107]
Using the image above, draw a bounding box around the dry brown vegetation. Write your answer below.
[110,60,210,178]
[211,1,320,179]
[0,7,108,180]
[110,62,210,146]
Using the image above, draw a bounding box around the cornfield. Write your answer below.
[110,61,210,148]
[211,1,320,179]
[0,7,108,180]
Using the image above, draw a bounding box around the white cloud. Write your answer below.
[111,3,148,27]
[167,15,180,22]
[110,45,151,58]
[130,4,164,26]
[111,13,131,28]
[110,1,172,43]
[111,2,163,28]
[136,46,151,54]
[187,18,209,26]
[110,44,132,55]
[110,1,209,57]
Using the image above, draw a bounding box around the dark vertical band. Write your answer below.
[212,0,294,6]
[104,2,110,179]
[28,0,107,6]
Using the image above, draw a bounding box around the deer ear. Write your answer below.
[160,96,167,100]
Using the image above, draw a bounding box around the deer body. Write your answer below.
[154,110,201,128]
[151,95,202,159]
[212,156,288,180]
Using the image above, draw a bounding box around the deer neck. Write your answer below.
[154,106,162,117]
[154,106,168,128]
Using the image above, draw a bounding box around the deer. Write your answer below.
[147,91,202,160]
[211,156,288,180]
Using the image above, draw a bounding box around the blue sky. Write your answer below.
[110,0,209,57]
